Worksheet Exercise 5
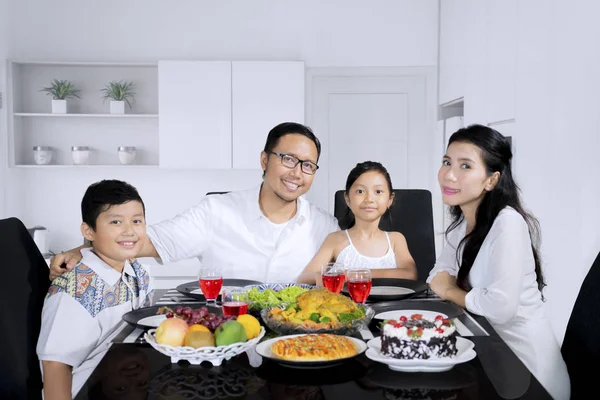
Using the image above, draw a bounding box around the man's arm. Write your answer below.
[42,361,72,400]
[50,235,158,280]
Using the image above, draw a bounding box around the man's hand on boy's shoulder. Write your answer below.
[49,246,87,280]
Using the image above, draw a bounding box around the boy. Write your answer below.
[37,180,153,399]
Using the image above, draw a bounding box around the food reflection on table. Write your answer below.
[85,346,150,400]
[148,360,264,399]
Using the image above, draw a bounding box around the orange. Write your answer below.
[188,324,211,333]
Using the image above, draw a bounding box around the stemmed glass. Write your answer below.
[198,265,223,306]
[346,268,372,304]
[321,262,346,293]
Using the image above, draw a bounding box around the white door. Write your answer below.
[158,61,232,169]
[307,70,435,214]
[232,61,305,169]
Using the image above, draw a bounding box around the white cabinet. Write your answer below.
[232,61,305,169]
[440,0,517,125]
[158,60,304,169]
[158,61,232,169]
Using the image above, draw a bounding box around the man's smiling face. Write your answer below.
[260,133,319,203]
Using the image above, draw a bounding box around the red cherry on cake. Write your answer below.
[435,315,444,320]
[399,316,407,322]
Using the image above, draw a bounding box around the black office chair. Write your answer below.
[334,189,436,281]
[561,249,600,399]
[0,217,50,400]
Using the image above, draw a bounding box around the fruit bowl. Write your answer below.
[144,327,266,366]
[260,304,375,336]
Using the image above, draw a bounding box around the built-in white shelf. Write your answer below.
[14,113,158,118]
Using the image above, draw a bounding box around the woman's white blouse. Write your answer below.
[427,207,570,400]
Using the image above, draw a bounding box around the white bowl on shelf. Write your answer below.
[144,327,266,366]
[71,146,90,165]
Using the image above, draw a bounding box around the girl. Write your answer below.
[297,161,417,284]
[428,124,569,400]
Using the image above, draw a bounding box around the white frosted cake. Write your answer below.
[381,314,458,359]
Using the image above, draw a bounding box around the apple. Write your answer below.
[155,317,189,346]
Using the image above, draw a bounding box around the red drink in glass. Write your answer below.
[199,277,223,300]
[347,280,372,303]
[322,273,346,294]
[222,301,249,316]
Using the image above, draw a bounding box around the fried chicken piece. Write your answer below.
[296,288,358,316]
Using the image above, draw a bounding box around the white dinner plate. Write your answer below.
[255,334,367,368]
[136,314,167,328]
[374,309,448,321]
[369,286,415,296]
[365,336,476,372]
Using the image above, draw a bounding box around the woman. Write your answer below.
[428,124,569,399]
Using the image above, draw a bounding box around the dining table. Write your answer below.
[73,286,552,400]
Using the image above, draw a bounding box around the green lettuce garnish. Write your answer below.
[247,286,308,309]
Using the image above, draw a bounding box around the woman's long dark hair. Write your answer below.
[445,124,545,296]
[339,161,393,230]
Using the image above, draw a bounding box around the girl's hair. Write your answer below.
[445,124,545,295]
[340,161,393,229]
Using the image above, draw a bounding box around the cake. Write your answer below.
[380,313,457,359]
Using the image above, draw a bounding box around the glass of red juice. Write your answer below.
[346,268,372,304]
[321,262,346,293]
[198,266,223,306]
[222,288,249,316]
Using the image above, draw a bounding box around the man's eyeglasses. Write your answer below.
[271,152,319,175]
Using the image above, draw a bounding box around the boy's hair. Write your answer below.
[81,180,145,230]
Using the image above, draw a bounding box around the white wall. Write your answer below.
[0,0,10,219]
[2,1,439,261]
[439,0,600,343]
[10,0,438,67]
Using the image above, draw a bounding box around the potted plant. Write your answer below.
[39,79,81,114]
[101,80,135,114]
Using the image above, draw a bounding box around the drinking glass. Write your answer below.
[198,266,223,306]
[346,268,372,304]
[321,262,346,293]
[221,288,249,316]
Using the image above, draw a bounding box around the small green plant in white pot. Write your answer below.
[101,80,135,114]
[40,79,81,114]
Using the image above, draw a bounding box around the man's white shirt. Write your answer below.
[147,185,340,282]
[37,248,153,397]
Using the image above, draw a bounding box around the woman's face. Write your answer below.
[438,141,495,211]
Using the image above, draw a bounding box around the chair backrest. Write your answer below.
[0,217,50,399]
[561,250,600,399]
[334,189,436,281]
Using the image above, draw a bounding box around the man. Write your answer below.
[50,122,340,283]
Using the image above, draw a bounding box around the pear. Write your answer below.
[214,320,247,346]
